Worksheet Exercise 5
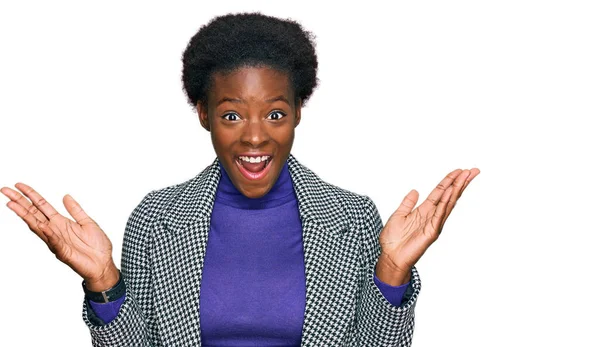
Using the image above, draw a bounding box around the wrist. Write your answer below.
[82,267,125,303]
[375,255,411,286]
[84,264,120,292]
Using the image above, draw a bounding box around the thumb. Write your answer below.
[63,194,96,226]
[394,189,419,217]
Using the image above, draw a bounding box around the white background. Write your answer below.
[1,1,598,346]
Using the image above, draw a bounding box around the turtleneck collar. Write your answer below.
[215,160,296,210]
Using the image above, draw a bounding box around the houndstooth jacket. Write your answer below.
[82,153,421,346]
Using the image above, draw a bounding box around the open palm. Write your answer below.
[1,183,117,288]
[379,168,480,273]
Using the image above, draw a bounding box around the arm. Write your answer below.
[81,191,156,346]
[353,196,421,346]
[354,169,478,345]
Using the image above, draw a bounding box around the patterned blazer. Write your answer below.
[82,153,421,346]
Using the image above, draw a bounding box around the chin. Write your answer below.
[243,186,271,199]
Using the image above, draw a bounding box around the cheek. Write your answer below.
[273,125,295,144]
[211,126,234,144]
[210,131,233,154]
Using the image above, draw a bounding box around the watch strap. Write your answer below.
[82,270,126,303]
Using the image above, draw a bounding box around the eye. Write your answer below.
[221,112,241,121]
[268,110,286,120]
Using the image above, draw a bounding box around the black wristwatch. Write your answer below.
[82,270,126,303]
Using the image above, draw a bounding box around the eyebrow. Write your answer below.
[216,95,290,107]
[265,95,290,105]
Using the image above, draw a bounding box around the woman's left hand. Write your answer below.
[377,168,480,283]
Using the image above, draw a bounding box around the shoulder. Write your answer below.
[292,157,377,230]
[323,180,374,221]
[135,158,218,219]
[142,181,191,217]
[132,154,379,230]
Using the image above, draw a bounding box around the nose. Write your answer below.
[240,116,269,147]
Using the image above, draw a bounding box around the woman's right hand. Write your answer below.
[1,183,119,292]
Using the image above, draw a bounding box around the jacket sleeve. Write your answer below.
[373,273,410,307]
[354,195,421,346]
[81,191,156,346]
[87,293,126,325]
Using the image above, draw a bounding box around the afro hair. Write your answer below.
[181,12,319,108]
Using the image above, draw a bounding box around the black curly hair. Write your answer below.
[182,12,319,109]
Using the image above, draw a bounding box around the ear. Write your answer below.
[294,98,302,128]
[196,102,210,132]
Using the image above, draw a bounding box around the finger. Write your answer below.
[457,168,480,199]
[4,198,49,243]
[432,185,454,234]
[440,168,481,231]
[1,186,49,225]
[40,221,66,258]
[36,219,54,244]
[445,169,471,217]
[447,168,481,217]
[394,189,419,218]
[63,194,97,226]
[14,183,60,221]
[424,169,462,208]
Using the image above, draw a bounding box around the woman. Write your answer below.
[1,12,478,346]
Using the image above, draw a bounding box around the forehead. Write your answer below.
[209,66,292,102]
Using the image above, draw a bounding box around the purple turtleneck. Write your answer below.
[88,160,410,344]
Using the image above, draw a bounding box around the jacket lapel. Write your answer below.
[152,153,357,345]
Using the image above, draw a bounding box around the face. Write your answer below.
[197,66,301,199]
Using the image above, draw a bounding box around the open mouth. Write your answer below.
[235,155,273,180]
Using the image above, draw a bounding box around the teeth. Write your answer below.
[238,156,270,163]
